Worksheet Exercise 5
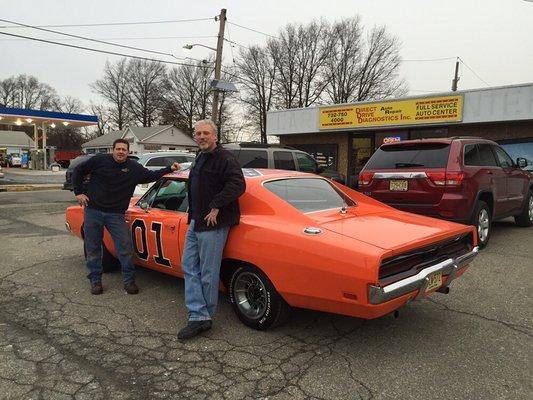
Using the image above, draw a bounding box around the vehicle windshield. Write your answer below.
[365,143,451,169]
[264,178,355,213]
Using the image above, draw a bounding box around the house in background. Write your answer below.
[82,125,196,154]
[0,130,35,157]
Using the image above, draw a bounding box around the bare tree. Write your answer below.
[47,96,85,149]
[89,103,112,136]
[162,59,213,135]
[324,17,364,103]
[235,46,277,143]
[91,59,131,130]
[270,20,331,109]
[0,74,59,110]
[354,26,407,101]
[126,59,167,127]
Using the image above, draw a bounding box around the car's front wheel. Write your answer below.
[229,265,289,330]
[514,190,533,227]
[471,200,491,249]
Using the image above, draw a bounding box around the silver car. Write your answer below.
[133,151,195,196]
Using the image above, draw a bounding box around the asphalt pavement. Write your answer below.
[0,190,531,399]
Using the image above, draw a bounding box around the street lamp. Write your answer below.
[181,8,227,124]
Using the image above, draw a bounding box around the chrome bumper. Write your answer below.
[368,246,479,305]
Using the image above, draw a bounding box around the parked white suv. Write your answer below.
[133,151,195,196]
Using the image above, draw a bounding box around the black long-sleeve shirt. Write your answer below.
[72,154,171,213]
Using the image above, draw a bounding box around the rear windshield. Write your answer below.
[264,178,355,213]
[366,143,451,169]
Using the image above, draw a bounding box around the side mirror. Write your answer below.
[517,158,528,168]
[139,201,150,213]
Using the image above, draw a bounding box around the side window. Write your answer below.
[477,144,498,167]
[150,179,188,212]
[146,157,170,167]
[295,152,318,173]
[493,146,514,168]
[273,151,296,170]
[464,144,481,166]
[232,149,268,168]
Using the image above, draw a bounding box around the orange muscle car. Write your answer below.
[65,169,478,330]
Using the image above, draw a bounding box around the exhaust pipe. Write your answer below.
[437,286,450,294]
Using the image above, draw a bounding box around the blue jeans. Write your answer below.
[83,208,135,285]
[181,220,230,321]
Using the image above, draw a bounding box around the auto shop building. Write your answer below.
[267,83,533,186]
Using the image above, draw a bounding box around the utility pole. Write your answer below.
[211,8,226,125]
[451,57,460,91]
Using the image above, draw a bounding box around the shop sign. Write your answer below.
[383,136,401,144]
[319,95,463,130]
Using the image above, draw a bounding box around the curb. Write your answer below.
[0,184,64,192]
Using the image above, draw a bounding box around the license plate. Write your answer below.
[389,180,408,191]
[425,271,442,292]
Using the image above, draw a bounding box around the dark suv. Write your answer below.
[223,142,345,183]
[358,137,533,247]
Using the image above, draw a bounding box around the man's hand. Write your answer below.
[204,208,219,227]
[170,162,181,172]
[75,194,89,207]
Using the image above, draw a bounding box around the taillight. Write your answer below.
[358,171,374,186]
[427,171,465,186]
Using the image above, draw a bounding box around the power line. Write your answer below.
[0,17,214,29]
[0,35,218,42]
[0,18,183,60]
[458,57,490,87]
[0,30,210,68]
[402,57,456,62]
[226,21,278,39]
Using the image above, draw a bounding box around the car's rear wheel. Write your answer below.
[514,190,533,227]
[471,200,491,249]
[229,265,289,330]
[83,240,120,273]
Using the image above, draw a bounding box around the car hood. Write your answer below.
[310,208,470,251]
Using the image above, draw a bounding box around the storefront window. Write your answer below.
[288,144,338,171]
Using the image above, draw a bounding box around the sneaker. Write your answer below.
[124,281,139,295]
[177,320,212,340]
[91,282,103,295]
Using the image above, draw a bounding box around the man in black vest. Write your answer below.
[72,139,180,295]
[178,119,245,340]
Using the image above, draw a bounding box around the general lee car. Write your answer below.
[65,169,479,330]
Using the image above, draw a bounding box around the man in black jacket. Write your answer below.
[178,119,245,340]
[72,139,180,295]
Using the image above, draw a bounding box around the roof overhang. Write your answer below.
[0,107,98,127]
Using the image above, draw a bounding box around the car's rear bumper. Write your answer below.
[368,246,479,304]
[384,194,473,221]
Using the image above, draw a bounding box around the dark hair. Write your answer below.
[113,138,130,150]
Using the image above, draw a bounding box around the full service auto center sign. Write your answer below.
[319,95,463,130]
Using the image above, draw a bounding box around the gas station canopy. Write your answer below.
[0,107,98,127]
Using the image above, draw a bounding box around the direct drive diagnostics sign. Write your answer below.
[319,95,463,129]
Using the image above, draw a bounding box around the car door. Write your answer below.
[476,144,508,216]
[492,145,526,213]
[126,178,188,276]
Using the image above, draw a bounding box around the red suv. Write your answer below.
[358,137,533,247]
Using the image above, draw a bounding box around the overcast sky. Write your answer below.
[1,0,532,110]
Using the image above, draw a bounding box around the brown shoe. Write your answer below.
[124,280,139,295]
[91,282,103,295]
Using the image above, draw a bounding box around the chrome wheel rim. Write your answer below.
[233,272,267,319]
[528,196,533,221]
[478,209,490,242]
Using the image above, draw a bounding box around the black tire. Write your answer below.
[514,190,533,227]
[470,200,491,249]
[83,240,120,273]
[229,265,289,330]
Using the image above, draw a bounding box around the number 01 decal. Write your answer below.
[131,219,172,267]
